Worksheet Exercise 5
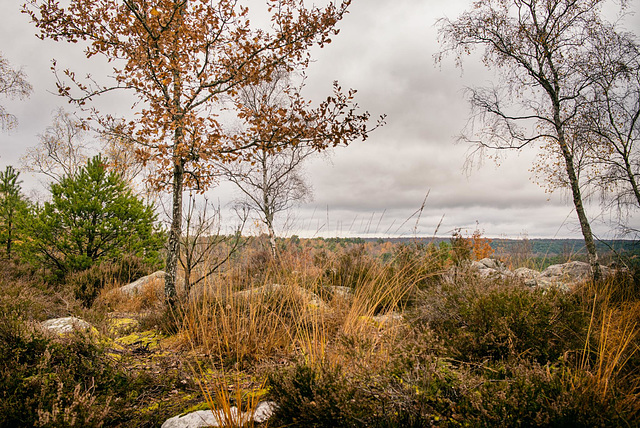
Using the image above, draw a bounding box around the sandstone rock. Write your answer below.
[471,258,511,280]
[476,258,507,270]
[161,401,276,428]
[41,316,94,335]
[513,267,539,279]
[235,284,328,310]
[118,270,166,297]
[540,261,591,281]
[513,267,540,286]
[537,261,590,290]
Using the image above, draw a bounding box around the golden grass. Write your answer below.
[578,280,640,417]
[89,239,640,425]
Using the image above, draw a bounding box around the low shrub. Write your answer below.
[267,355,636,427]
[458,361,635,427]
[0,317,125,427]
[413,280,588,364]
[0,260,81,322]
[267,362,449,428]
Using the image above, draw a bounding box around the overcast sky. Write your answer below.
[1,0,639,240]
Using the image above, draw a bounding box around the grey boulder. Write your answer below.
[40,316,94,335]
[161,401,276,428]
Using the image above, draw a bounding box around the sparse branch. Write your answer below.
[21,109,91,184]
[0,53,32,130]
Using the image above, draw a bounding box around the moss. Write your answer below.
[116,330,163,350]
[180,401,212,416]
[138,401,161,414]
[108,317,139,335]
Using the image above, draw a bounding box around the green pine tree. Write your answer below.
[32,155,164,276]
[0,166,29,259]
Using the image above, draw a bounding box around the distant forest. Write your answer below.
[354,237,640,258]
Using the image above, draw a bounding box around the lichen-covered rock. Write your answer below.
[476,258,507,270]
[40,316,94,335]
[471,258,511,280]
[160,401,276,428]
[513,267,540,286]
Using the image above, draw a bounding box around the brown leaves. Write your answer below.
[24,0,365,194]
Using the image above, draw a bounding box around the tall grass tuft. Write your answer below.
[578,278,640,418]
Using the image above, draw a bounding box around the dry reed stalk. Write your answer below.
[579,282,640,407]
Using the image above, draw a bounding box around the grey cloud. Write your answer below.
[2,0,639,239]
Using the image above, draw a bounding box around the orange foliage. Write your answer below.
[470,228,494,261]
[25,0,381,303]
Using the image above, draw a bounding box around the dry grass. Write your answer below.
[69,239,639,426]
[579,280,640,418]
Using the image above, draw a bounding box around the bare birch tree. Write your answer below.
[22,109,89,183]
[220,71,316,258]
[577,26,640,214]
[437,0,631,280]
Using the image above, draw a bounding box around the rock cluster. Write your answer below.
[469,258,607,291]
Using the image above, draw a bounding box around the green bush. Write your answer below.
[414,280,587,364]
[0,166,30,260]
[0,317,125,427]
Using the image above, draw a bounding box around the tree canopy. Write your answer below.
[25,0,379,305]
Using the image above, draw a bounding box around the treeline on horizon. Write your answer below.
[304,236,639,258]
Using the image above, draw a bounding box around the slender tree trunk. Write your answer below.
[556,121,601,281]
[183,261,192,299]
[261,149,277,259]
[165,159,184,308]
[6,212,12,259]
[166,38,185,306]
[623,155,640,207]
[267,218,277,259]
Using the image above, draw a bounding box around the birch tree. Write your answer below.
[220,71,319,258]
[22,109,89,183]
[437,0,630,279]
